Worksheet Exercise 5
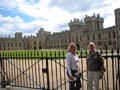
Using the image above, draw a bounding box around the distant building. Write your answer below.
[0,8,120,50]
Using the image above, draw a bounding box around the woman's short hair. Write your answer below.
[87,42,96,49]
[67,43,77,52]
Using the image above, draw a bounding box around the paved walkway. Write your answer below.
[0,88,8,90]
[0,86,40,90]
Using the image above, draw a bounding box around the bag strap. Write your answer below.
[96,51,104,68]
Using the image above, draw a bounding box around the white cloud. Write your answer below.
[0,15,40,36]
[0,0,120,37]
[16,0,120,28]
[0,0,17,9]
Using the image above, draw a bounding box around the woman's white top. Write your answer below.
[66,52,79,76]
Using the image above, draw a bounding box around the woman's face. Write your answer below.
[70,45,77,53]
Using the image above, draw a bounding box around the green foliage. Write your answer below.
[0,49,101,58]
[0,50,67,58]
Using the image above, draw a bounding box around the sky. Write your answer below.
[0,0,120,37]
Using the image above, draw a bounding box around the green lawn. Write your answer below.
[0,49,112,58]
[0,50,89,58]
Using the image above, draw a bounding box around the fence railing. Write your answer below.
[0,49,120,90]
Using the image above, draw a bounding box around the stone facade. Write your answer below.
[0,8,120,51]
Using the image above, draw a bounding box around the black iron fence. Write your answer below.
[0,49,120,90]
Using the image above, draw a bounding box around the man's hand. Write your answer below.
[68,75,75,80]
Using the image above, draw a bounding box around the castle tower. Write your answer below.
[115,8,120,48]
[36,28,51,49]
[15,32,22,39]
[97,14,104,30]
[84,14,104,31]
[69,18,84,31]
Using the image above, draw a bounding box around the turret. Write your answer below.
[84,14,104,31]
[15,32,22,39]
[115,8,120,48]
[69,18,84,31]
[115,8,120,26]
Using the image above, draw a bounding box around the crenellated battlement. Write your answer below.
[84,14,104,22]
[69,18,84,26]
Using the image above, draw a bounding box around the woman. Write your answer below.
[87,42,105,90]
[66,42,81,90]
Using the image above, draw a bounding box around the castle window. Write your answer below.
[98,41,102,46]
[4,43,5,47]
[76,36,78,42]
[98,33,101,40]
[69,38,71,42]
[65,39,67,43]
[93,34,95,40]
[108,32,111,38]
[8,43,9,47]
[113,41,116,45]
[34,47,36,50]
[15,43,17,47]
[11,43,13,47]
[19,43,21,47]
[39,41,41,44]
[72,38,74,42]
[61,40,63,43]
[87,35,89,41]
[113,31,116,38]
[34,41,36,45]
[108,40,112,45]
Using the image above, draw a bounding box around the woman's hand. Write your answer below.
[68,75,75,80]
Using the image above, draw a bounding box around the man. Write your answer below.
[87,42,105,90]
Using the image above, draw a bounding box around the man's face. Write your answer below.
[89,44,95,51]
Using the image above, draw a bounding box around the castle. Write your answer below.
[0,8,120,50]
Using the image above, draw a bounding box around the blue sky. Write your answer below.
[0,0,120,37]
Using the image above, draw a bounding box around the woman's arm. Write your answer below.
[66,54,74,80]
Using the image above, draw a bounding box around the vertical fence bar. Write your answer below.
[31,51,34,88]
[118,48,120,90]
[4,52,7,86]
[21,52,24,87]
[0,52,2,86]
[100,49,104,90]
[65,51,67,90]
[80,49,84,90]
[18,52,22,86]
[117,48,120,90]
[55,51,58,90]
[63,51,67,90]
[111,49,115,90]
[46,51,50,90]
[27,51,31,87]
[0,52,1,85]
[10,52,13,85]
[11,52,16,86]
[85,49,88,90]
[37,51,41,88]
[17,52,19,86]
[41,51,45,89]
[15,51,19,86]
[105,47,109,90]
[58,51,62,90]
[25,51,28,87]
[1,52,5,87]
[34,51,37,88]
[50,51,54,89]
